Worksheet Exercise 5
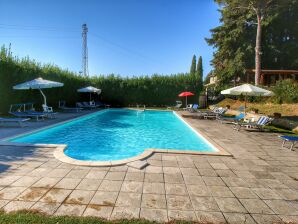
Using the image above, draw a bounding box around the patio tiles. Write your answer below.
[223,213,256,224]
[85,170,107,179]
[104,172,126,181]
[164,173,184,183]
[196,211,226,224]
[89,191,118,206]
[16,187,48,201]
[214,197,247,213]
[264,200,298,215]
[145,166,163,174]
[144,173,164,183]
[198,168,218,176]
[140,208,168,222]
[55,178,82,189]
[183,175,205,185]
[46,168,71,178]
[65,190,95,205]
[120,181,143,193]
[32,177,61,188]
[65,169,89,179]
[124,172,144,182]
[110,207,140,220]
[31,202,61,215]
[187,184,211,197]
[83,205,113,218]
[3,200,34,213]
[239,198,274,214]
[161,160,178,167]
[251,214,283,224]
[168,210,197,221]
[166,195,193,210]
[0,175,22,186]
[76,179,102,191]
[208,186,235,198]
[141,194,166,209]
[165,183,188,195]
[0,199,9,209]
[190,196,220,211]
[54,204,86,216]
[98,180,122,192]
[279,215,298,224]
[203,176,226,186]
[143,182,165,194]
[40,188,72,203]
[10,176,40,187]
[229,187,258,199]
[115,192,141,207]
[0,186,27,200]
[252,188,283,200]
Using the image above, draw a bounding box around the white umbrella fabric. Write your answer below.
[221,83,274,113]
[13,77,64,106]
[77,86,101,102]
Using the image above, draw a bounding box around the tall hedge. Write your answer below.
[0,46,202,113]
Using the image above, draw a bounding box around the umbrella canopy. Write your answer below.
[178,91,194,107]
[221,84,274,113]
[221,84,274,96]
[77,86,101,94]
[77,86,101,102]
[13,77,64,106]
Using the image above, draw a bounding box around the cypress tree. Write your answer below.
[190,55,196,75]
[196,56,203,92]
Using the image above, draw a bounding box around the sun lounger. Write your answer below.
[42,104,58,118]
[9,111,45,121]
[233,115,273,131]
[183,104,193,111]
[76,102,96,109]
[203,108,227,119]
[0,117,30,127]
[217,113,245,124]
[167,101,182,110]
[279,136,298,151]
[59,101,82,112]
[189,104,199,112]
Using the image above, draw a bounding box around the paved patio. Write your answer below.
[0,111,297,223]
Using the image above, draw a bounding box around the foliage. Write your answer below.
[196,56,203,92]
[271,79,298,104]
[0,46,203,114]
[189,54,196,75]
[206,0,298,86]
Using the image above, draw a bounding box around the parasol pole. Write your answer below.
[186,96,188,107]
[39,88,47,106]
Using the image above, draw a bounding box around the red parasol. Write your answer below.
[178,91,194,107]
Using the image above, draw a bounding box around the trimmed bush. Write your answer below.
[271,79,298,104]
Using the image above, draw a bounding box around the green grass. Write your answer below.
[264,125,298,135]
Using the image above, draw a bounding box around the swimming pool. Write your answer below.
[9,109,217,161]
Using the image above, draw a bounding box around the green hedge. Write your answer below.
[0,47,202,114]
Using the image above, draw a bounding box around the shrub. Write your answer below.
[271,79,298,104]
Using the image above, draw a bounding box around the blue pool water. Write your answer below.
[10,109,216,161]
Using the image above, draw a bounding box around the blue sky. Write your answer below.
[0,0,220,77]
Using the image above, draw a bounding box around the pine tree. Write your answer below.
[196,56,203,92]
[190,55,196,75]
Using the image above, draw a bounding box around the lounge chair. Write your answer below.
[233,115,273,131]
[9,111,46,121]
[217,113,245,124]
[76,102,96,109]
[0,117,30,127]
[183,104,193,111]
[189,104,199,112]
[42,104,58,118]
[203,107,227,119]
[279,136,298,151]
[167,101,182,110]
[59,101,82,113]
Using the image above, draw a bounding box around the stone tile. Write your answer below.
[45,168,71,178]
[16,187,48,201]
[28,168,52,177]
[104,171,126,180]
[141,194,166,209]
[183,175,205,185]
[187,184,211,196]
[0,175,22,186]
[83,205,113,218]
[165,183,188,195]
[229,187,258,199]
[0,199,9,208]
[276,188,298,200]
[125,172,144,181]
[0,186,26,200]
[164,173,184,183]
[144,173,164,183]
[168,210,197,221]
[120,181,143,193]
[180,167,199,176]
[140,208,168,222]
[65,169,89,178]
[110,206,140,220]
[110,166,128,172]
[145,165,163,174]
[264,200,298,215]
[32,177,61,188]
[148,159,162,166]
[223,213,256,224]
[54,204,86,216]
[198,168,218,176]
[162,160,178,167]
[116,192,141,207]
[279,215,298,224]
[222,177,248,187]
[162,155,176,161]
[166,195,193,210]
[76,179,102,191]
[208,186,234,197]
[40,188,72,203]
[55,178,81,189]
[216,170,237,177]
[143,182,165,194]
[210,163,229,170]
[239,199,274,214]
[191,196,219,211]
[65,190,95,205]
[10,176,40,187]
[163,167,181,174]
[215,197,247,213]
[258,179,289,189]
[196,211,226,224]
[90,191,118,206]
[203,176,226,186]
[31,202,61,215]
[233,171,255,179]
[251,214,282,224]
[3,200,34,213]
[85,170,107,179]
[252,188,283,199]
[98,180,122,192]
[178,160,195,168]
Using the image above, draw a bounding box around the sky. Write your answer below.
[0,0,220,77]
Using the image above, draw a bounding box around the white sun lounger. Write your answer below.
[0,117,30,127]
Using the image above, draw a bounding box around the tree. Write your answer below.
[196,56,203,92]
[190,55,197,75]
[207,0,297,87]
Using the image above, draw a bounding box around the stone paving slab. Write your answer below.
[0,112,297,223]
